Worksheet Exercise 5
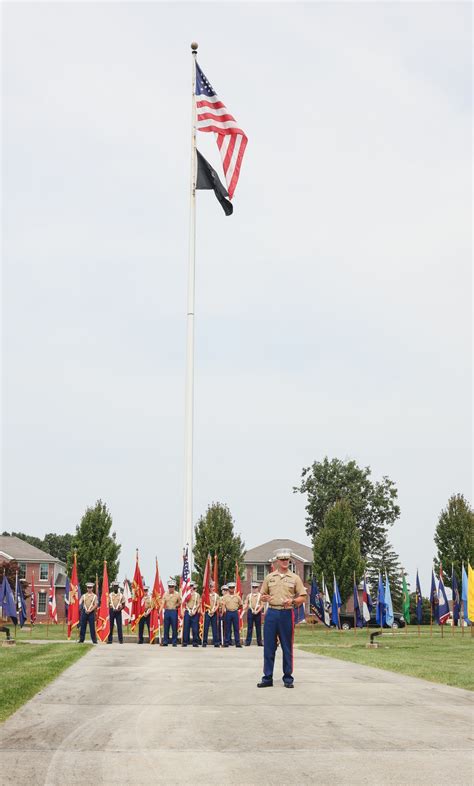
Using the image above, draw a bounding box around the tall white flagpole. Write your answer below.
[184,42,198,571]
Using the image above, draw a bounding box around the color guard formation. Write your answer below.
[71,547,307,687]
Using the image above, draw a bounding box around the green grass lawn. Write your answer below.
[0,643,90,722]
[294,625,474,690]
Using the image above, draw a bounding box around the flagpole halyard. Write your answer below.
[184,42,198,573]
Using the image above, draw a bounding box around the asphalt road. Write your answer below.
[1,644,472,785]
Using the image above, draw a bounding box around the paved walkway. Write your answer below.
[1,644,472,785]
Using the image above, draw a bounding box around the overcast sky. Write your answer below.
[2,2,472,595]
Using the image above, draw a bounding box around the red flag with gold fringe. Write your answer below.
[235,561,244,630]
[150,558,165,644]
[67,553,80,638]
[131,551,145,632]
[96,561,111,643]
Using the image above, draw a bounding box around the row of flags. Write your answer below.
[309,564,474,628]
[2,557,474,632]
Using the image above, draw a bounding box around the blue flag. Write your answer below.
[415,571,423,625]
[437,574,450,624]
[353,579,363,627]
[452,569,460,626]
[65,576,70,618]
[384,571,394,627]
[0,575,18,623]
[331,575,342,627]
[376,573,385,626]
[310,578,325,624]
[461,565,470,624]
[430,569,439,623]
[16,574,27,627]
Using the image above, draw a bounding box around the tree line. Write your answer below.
[3,458,472,613]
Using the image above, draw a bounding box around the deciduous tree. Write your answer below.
[294,457,400,556]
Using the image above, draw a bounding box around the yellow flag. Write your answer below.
[468,564,474,622]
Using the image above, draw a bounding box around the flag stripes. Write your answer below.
[195,62,247,200]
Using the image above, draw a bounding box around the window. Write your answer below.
[38,592,47,613]
[18,562,27,580]
[252,564,270,582]
[288,560,296,574]
[304,565,312,583]
[39,563,49,581]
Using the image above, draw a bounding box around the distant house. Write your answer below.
[0,535,67,622]
[242,538,313,611]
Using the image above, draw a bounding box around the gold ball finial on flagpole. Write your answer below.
[191,42,198,52]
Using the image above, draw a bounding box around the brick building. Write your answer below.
[0,535,67,622]
[242,538,313,611]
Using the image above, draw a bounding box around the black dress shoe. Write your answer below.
[257,643,263,647]
[172,644,177,647]
[236,644,242,648]
[245,643,251,647]
[257,681,273,688]
[223,644,229,648]
[202,643,207,647]
[284,683,294,688]
[192,644,199,648]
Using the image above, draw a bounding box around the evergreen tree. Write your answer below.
[365,537,407,609]
[312,499,365,606]
[67,500,121,585]
[434,494,473,587]
[193,502,245,591]
[294,457,400,556]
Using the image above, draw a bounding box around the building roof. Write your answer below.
[0,535,61,564]
[244,539,313,564]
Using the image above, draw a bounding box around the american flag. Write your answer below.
[48,575,58,624]
[180,546,192,606]
[195,62,247,200]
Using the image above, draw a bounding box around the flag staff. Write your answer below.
[183,42,199,572]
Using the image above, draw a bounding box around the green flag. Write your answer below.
[402,574,410,624]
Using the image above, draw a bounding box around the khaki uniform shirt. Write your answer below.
[247,592,262,613]
[261,570,307,607]
[185,591,201,615]
[81,592,97,613]
[205,592,220,616]
[143,595,153,616]
[162,591,181,610]
[221,593,243,612]
[109,591,123,611]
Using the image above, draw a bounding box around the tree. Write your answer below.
[67,500,121,586]
[312,500,365,605]
[2,531,74,563]
[193,503,245,591]
[294,457,400,556]
[0,559,20,591]
[42,533,74,563]
[434,494,474,587]
[3,532,44,551]
[365,537,407,610]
